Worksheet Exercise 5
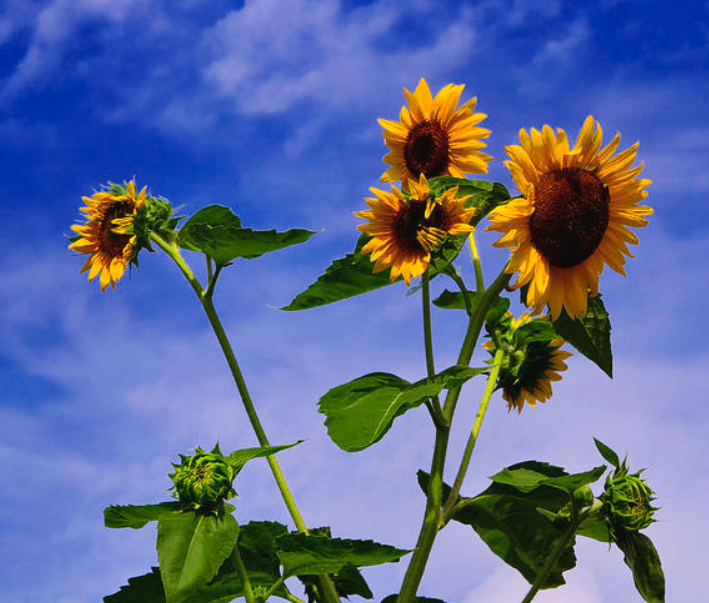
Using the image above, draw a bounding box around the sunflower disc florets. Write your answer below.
[169,444,237,514]
[484,312,572,413]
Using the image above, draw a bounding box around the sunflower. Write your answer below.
[69,181,146,291]
[487,116,653,320]
[354,174,475,285]
[378,78,492,187]
[484,313,572,414]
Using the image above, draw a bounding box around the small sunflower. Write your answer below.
[487,116,653,320]
[378,78,492,187]
[354,174,475,285]
[485,312,572,413]
[69,181,146,291]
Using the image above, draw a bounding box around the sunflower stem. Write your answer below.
[231,542,257,603]
[442,347,504,521]
[422,270,444,422]
[397,268,511,603]
[520,513,583,603]
[468,231,485,292]
[446,269,473,317]
[150,233,342,603]
[206,255,214,283]
[204,263,223,301]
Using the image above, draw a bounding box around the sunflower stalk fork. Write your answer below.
[397,268,511,603]
[149,232,342,603]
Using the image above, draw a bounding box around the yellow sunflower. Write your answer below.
[485,312,572,413]
[487,116,653,320]
[69,180,146,291]
[354,174,475,285]
[378,78,492,187]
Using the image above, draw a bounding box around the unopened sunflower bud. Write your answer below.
[604,470,657,533]
[169,444,236,513]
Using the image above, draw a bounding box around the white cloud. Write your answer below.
[533,18,589,66]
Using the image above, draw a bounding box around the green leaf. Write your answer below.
[276,533,410,577]
[615,531,665,603]
[157,511,240,603]
[104,568,165,603]
[594,437,621,470]
[576,515,612,543]
[553,295,613,377]
[300,563,373,602]
[432,288,510,322]
[319,366,483,452]
[490,464,607,495]
[282,180,510,311]
[105,503,182,529]
[226,442,302,475]
[439,462,578,588]
[178,205,317,265]
[237,521,288,589]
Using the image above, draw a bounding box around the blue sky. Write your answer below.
[1,0,708,601]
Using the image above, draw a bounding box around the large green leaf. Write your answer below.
[490,463,607,495]
[437,462,578,588]
[553,295,613,377]
[236,521,288,589]
[319,366,482,452]
[276,534,410,577]
[615,531,665,603]
[177,205,316,265]
[226,442,302,475]
[105,502,182,529]
[104,568,165,603]
[576,515,612,543]
[282,179,511,311]
[156,511,240,603]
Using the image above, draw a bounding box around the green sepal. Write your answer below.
[104,502,182,529]
[419,464,577,589]
[594,437,621,470]
[177,205,317,266]
[226,442,303,475]
[615,531,665,603]
[275,533,410,577]
[156,511,240,603]
[319,366,483,452]
[552,295,613,377]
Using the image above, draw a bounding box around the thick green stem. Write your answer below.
[397,425,450,602]
[231,544,257,603]
[397,268,511,603]
[151,234,341,603]
[468,231,485,292]
[442,347,504,520]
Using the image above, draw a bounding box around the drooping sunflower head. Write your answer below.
[354,174,475,285]
[487,116,653,320]
[378,78,492,188]
[485,312,572,413]
[69,181,147,291]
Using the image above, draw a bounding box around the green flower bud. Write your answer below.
[603,468,657,534]
[129,193,182,253]
[169,444,236,513]
[572,484,595,509]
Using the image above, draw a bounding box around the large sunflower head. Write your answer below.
[485,312,572,413]
[486,116,653,320]
[69,180,146,291]
[354,174,475,285]
[378,78,492,188]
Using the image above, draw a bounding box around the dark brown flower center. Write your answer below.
[98,201,132,257]
[404,120,450,178]
[394,200,448,252]
[529,168,610,268]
